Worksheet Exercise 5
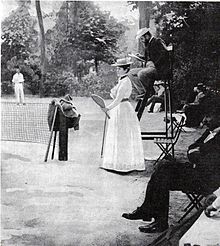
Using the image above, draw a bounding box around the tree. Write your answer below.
[35,0,46,97]
[46,1,126,76]
[1,1,37,66]
[1,1,40,94]
[154,2,220,105]
[128,1,153,52]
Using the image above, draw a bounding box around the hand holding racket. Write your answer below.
[91,94,110,158]
[91,94,110,119]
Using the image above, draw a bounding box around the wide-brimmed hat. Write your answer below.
[111,58,133,67]
[136,27,151,40]
[154,80,164,86]
[196,83,206,91]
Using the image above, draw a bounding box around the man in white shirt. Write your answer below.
[12,67,25,105]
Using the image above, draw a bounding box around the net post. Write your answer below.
[58,108,68,161]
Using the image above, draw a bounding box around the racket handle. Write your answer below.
[106,112,110,119]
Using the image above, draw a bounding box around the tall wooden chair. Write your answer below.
[138,44,175,145]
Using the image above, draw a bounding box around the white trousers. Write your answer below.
[14,83,25,104]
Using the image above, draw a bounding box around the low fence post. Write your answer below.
[58,108,68,161]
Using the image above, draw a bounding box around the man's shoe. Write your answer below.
[122,207,151,221]
[139,221,168,233]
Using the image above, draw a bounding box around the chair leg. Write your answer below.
[179,193,204,223]
[154,142,175,165]
[135,99,142,112]
[137,92,150,120]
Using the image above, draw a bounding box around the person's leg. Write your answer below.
[148,96,164,112]
[122,162,172,225]
[139,164,171,224]
[19,84,25,104]
[14,84,20,104]
[145,96,154,107]
[122,162,199,220]
[127,68,146,97]
[184,105,202,127]
[137,66,157,97]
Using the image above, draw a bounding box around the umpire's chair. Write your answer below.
[137,44,177,155]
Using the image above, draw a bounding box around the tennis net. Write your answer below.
[1,102,51,144]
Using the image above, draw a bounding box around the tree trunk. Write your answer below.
[94,58,99,74]
[138,1,152,53]
[36,0,46,97]
[138,1,152,29]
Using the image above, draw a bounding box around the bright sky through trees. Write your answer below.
[0,0,138,22]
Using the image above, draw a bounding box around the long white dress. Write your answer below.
[101,75,145,172]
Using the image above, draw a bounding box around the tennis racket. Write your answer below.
[128,53,145,63]
[91,94,110,119]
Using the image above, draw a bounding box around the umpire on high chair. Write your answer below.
[128,27,170,98]
[122,106,220,233]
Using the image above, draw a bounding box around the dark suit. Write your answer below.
[139,129,220,225]
[145,37,170,79]
[128,37,169,97]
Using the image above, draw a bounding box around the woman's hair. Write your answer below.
[119,64,130,73]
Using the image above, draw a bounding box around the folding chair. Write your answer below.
[153,116,185,165]
[178,192,204,222]
[165,116,186,133]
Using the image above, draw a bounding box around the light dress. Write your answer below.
[101,75,145,172]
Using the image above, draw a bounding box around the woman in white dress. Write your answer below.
[101,58,145,172]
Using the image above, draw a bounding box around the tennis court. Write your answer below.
[1,96,200,246]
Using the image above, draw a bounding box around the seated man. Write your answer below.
[122,108,220,233]
[128,28,169,99]
[145,80,165,113]
[183,83,206,127]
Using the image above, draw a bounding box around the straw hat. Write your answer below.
[136,27,151,40]
[111,58,133,67]
[154,80,164,86]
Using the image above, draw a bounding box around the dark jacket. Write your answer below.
[145,37,170,79]
[47,96,80,131]
[187,129,220,193]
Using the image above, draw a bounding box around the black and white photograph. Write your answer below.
[1,0,220,245]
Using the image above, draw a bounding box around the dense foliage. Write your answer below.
[46,1,126,77]
[2,1,219,103]
[43,65,116,98]
[1,0,125,97]
[1,2,40,95]
[154,2,220,106]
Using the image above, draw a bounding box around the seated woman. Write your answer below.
[145,80,165,113]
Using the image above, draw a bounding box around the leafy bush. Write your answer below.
[80,73,116,99]
[155,2,220,108]
[43,63,117,98]
[43,71,77,97]
[1,80,14,95]
[1,56,41,95]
